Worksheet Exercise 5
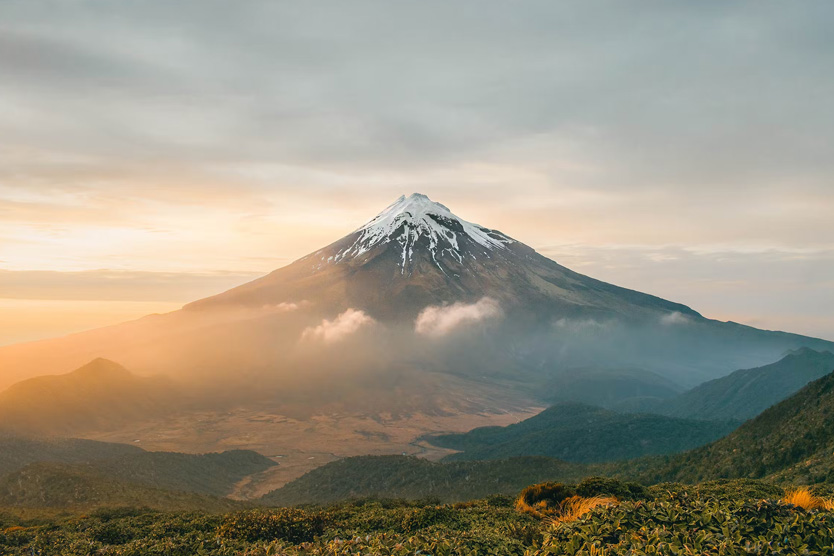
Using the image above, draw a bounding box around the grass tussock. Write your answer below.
[781,487,834,511]
[551,495,618,525]
[515,482,575,519]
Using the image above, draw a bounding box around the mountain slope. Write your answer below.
[427,402,738,463]
[633,348,834,421]
[646,370,834,484]
[0,358,179,436]
[543,367,682,408]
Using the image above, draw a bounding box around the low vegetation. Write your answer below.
[3,479,834,555]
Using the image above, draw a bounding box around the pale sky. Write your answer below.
[1,1,833,345]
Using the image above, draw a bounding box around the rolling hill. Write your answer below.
[0,462,245,512]
[0,436,276,498]
[426,402,738,463]
[0,437,143,477]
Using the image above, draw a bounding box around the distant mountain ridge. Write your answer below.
[620,348,834,421]
[427,402,738,463]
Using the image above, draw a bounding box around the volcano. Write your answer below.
[0,193,831,408]
[187,193,697,322]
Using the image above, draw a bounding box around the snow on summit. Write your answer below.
[333,193,515,273]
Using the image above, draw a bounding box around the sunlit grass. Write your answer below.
[781,487,834,511]
[551,495,618,525]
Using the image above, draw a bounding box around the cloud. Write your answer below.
[660,312,691,326]
[553,317,611,332]
[415,297,502,337]
[301,309,375,344]
[262,301,307,312]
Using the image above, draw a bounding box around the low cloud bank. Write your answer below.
[415,297,502,337]
[301,309,375,343]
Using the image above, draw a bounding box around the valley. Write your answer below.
[78,405,543,496]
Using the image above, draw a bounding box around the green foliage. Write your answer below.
[649,478,785,502]
[218,508,327,543]
[534,490,834,555]
[399,505,458,532]
[575,476,649,501]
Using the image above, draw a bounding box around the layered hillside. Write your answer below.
[647,370,834,484]
[630,348,834,421]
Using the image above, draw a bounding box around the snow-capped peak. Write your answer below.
[331,193,515,273]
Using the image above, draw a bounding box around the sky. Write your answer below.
[1,1,833,345]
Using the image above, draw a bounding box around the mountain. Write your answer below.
[426,402,738,463]
[629,348,834,421]
[645,370,834,484]
[0,193,831,448]
[0,462,245,512]
[0,358,179,436]
[260,455,589,506]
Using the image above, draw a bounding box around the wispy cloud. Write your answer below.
[415,298,503,337]
[301,309,375,344]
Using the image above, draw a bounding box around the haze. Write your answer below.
[1,1,833,345]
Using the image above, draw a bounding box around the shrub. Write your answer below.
[217,508,327,543]
[89,521,135,545]
[485,494,514,508]
[400,505,457,532]
[576,476,649,501]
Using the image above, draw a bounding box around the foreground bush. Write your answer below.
[2,480,834,555]
[537,491,834,555]
[217,508,327,543]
